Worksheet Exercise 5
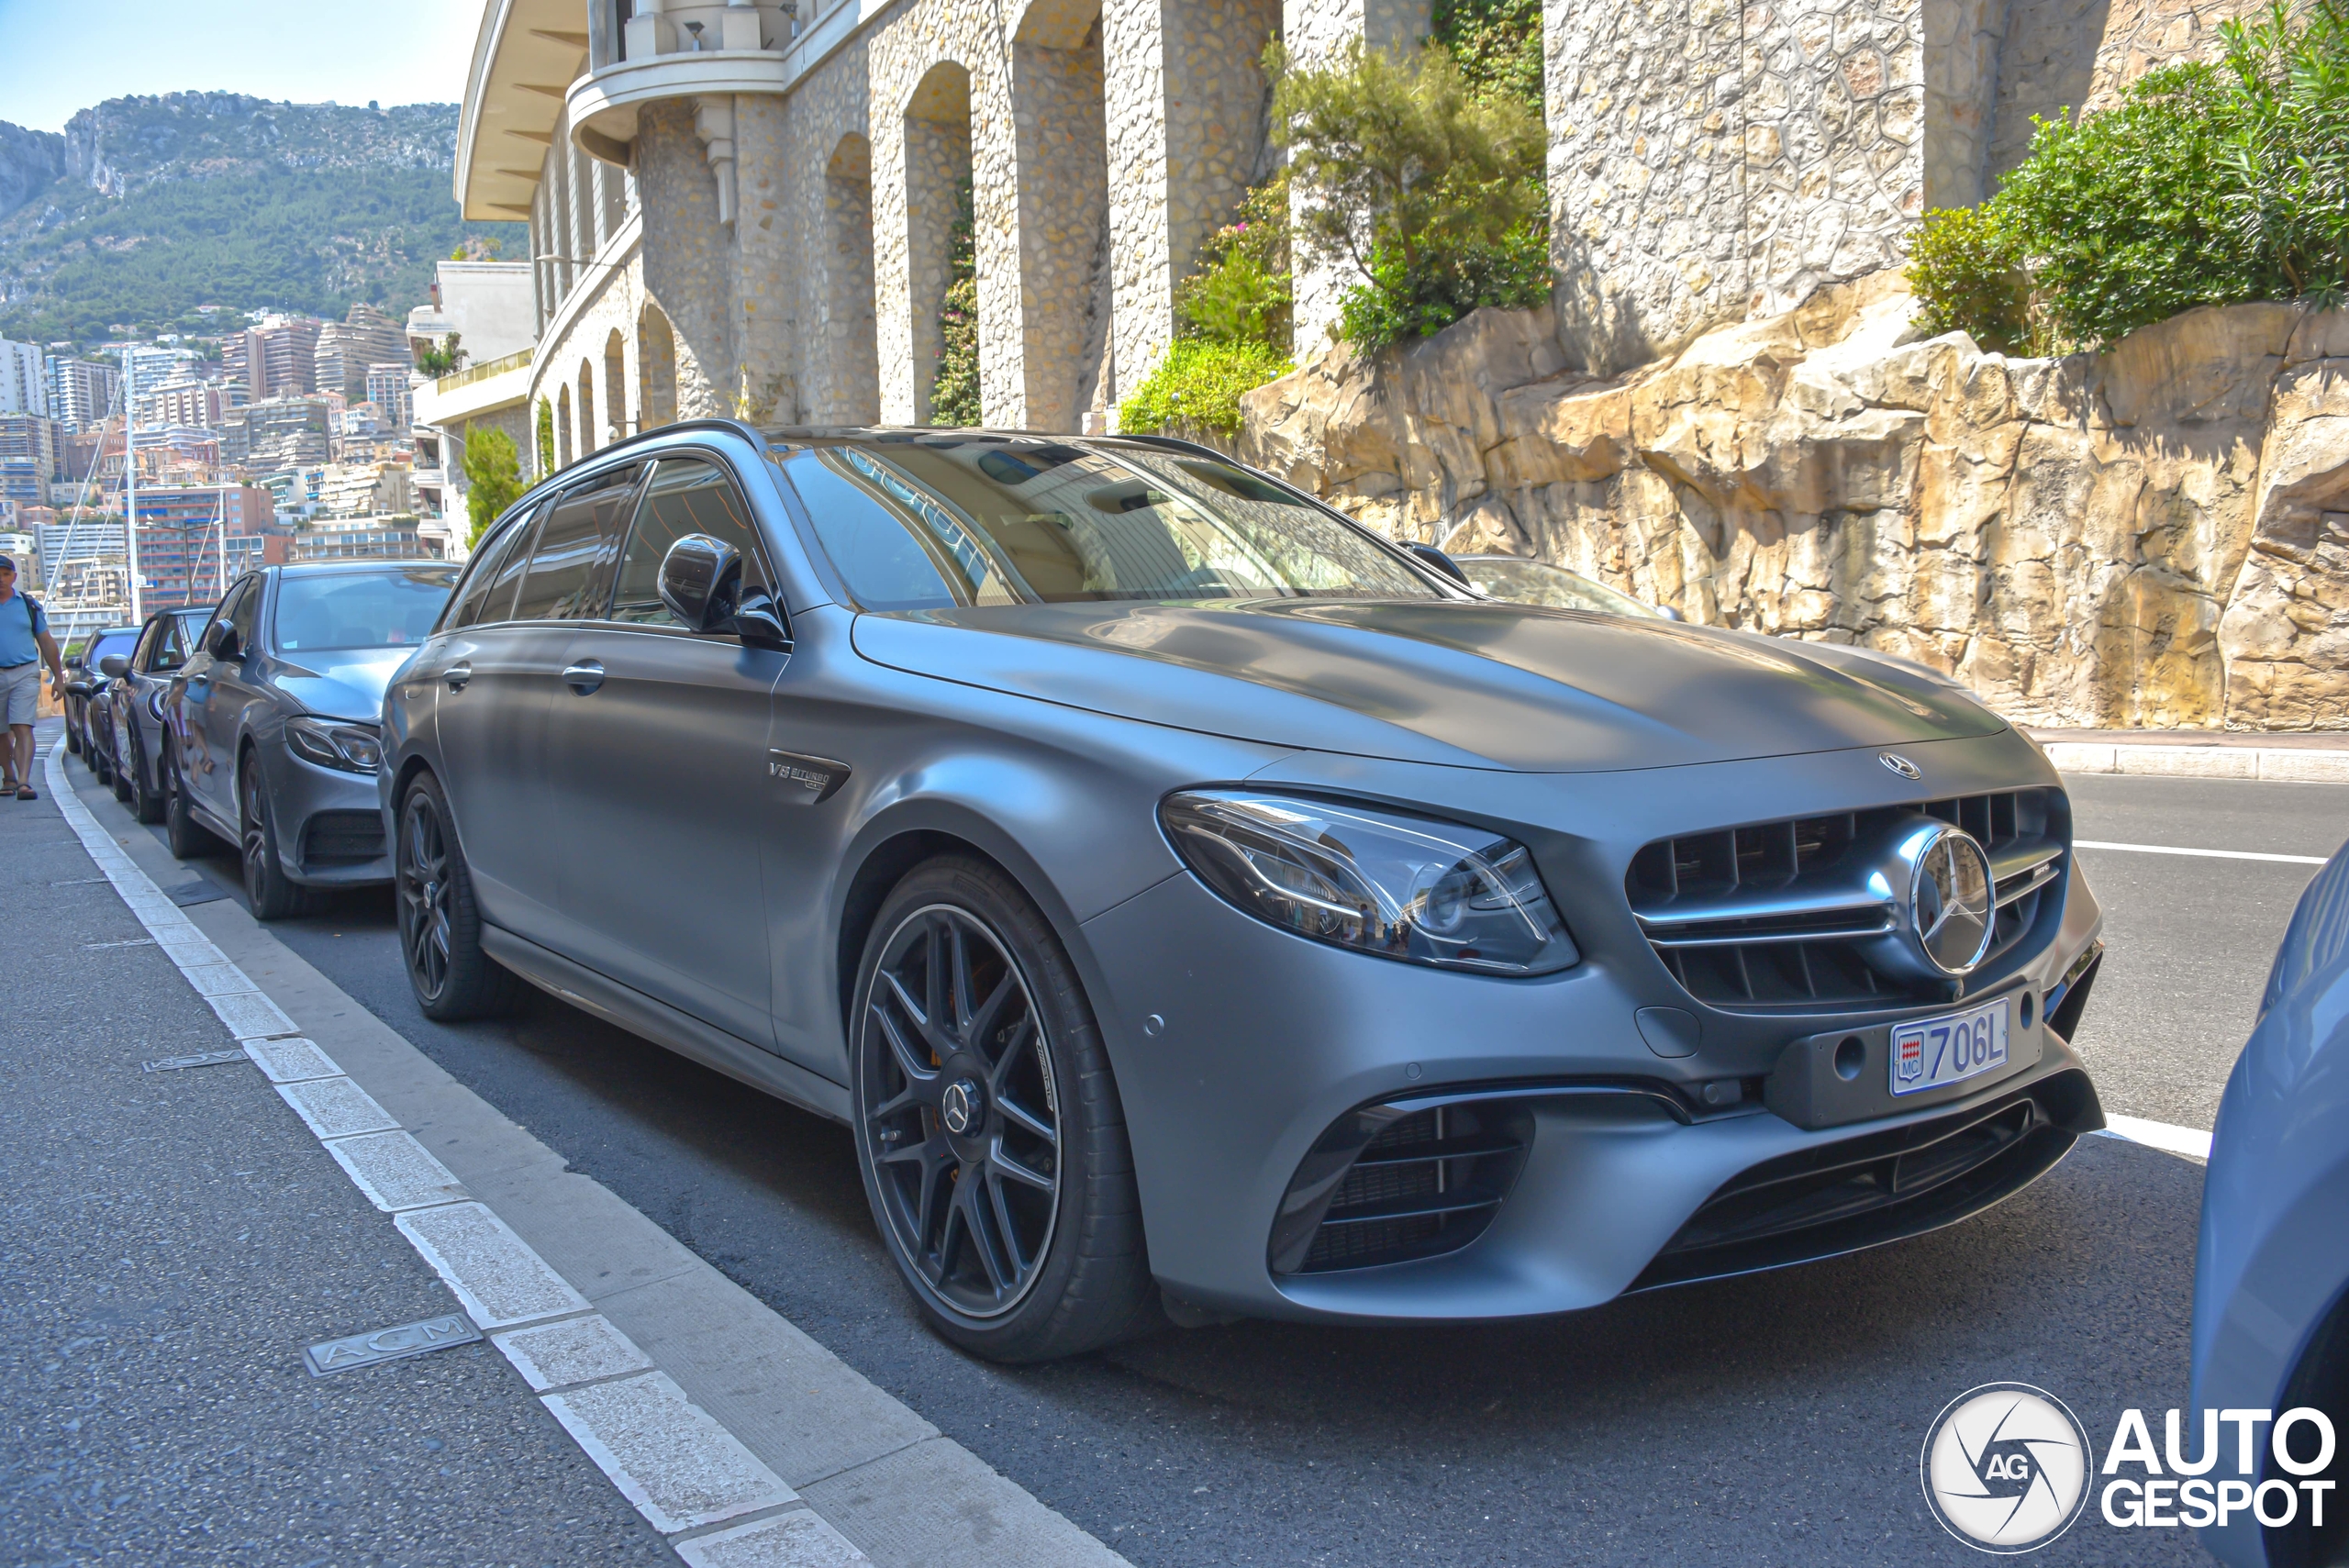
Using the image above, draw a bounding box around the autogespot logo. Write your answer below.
[1920,1384,2094,1552]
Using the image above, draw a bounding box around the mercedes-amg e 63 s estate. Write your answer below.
[380,420,2108,1362]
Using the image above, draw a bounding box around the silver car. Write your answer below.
[382,421,2107,1362]
[166,562,459,916]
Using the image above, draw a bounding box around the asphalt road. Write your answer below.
[49,762,2349,1564]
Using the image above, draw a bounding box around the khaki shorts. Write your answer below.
[1,661,39,727]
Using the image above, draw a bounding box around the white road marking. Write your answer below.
[493,1315,655,1393]
[36,737,867,1561]
[2097,1113,2215,1161]
[2075,839,2330,866]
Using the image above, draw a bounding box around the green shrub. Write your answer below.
[462,426,524,545]
[1118,338,1293,436]
[930,175,982,426]
[534,397,554,475]
[1270,39,1547,355]
[1907,206,2038,354]
[416,331,464,379]
[1910,0,2347,352]
[1433,0,1543,113]
[1176,177,1293,350]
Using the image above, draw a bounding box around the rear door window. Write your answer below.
[515,465,640,621]
[444,514,531,630]
[150,614,199,672]
[609,456,769,627]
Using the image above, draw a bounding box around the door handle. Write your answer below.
[562,660,606,695]
[444,662,472,691]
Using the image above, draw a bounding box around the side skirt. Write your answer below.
[481,924,852,1125]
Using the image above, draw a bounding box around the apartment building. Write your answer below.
[0,339,48,417]
[47,358,120,432]
[314,305,411,403]
[131,484,284,609]
[147,378,225,428]
[0,414,61,483]
[225,317,323,401]
[222,395,333,471]
[363,362,413,431]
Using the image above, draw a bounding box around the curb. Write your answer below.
[41,737,1129,1568]
[2042,741,2349,784]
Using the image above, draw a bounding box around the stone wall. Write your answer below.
[1239,282,2349,730]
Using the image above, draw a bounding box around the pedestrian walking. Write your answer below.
[0,553,64,801]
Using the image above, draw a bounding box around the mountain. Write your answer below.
[0,94,525,347]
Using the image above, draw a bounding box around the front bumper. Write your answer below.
[1078,752,2106,1324]
[266,744,392,885]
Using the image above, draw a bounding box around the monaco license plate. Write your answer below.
[1890,996,2010,1095]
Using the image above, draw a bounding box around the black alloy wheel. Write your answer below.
[396,772,523,1020]
[126,727,162,824]
[239,753,311,919]
[852,857,1156,1362]
[162,747,219,860]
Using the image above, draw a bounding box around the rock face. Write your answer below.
[0,120,66,223]
[1238,277,2349,729]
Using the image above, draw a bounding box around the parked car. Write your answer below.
[2193,840,2349,1568]
[164,562,459,917]
[1457,554,1681,619]
[99,604,215,822]
[383,421,2107,1363]
[61,624,139,769]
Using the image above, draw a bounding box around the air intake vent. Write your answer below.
[303,810,385,866]
[1269,1100,1532,1275]
[1627,790,2066,1011]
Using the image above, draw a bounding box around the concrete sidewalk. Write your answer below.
[2023,728,2349,783]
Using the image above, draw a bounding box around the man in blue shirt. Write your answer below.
[0,553,64,801]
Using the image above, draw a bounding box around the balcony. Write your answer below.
[568,2,798,215]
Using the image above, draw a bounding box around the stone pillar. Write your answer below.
[635,100,731,417]
[731,93,798,420]
[1283,0,1428,360]
[1008,16,1108,432]
[1104,0,1283,401]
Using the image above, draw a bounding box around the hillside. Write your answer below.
[0,94,524,346]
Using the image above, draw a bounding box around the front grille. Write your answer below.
[1630,1068,2102,1291]
[1627,790,2066,1011]
[303,810,385,866]
[1270,1100,1532,1275]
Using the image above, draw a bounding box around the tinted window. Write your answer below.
[147,612,202,672]
[610,457,768,628]
[444,516,530,630]
[769,439,1434,606]
[273,567,461,653]
[218,578,261,651]
[480,507,546,626]
[89,631,138,667]
[516,465,639,621]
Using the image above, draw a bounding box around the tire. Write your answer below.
[396,771,525,1021]
[64,706,81,755]
[108,728,132,802]
[127,728,163,824]
[90,728,112,785]
[850,855,1156,1362]
[238,751,314,920]
[163,747,221,860]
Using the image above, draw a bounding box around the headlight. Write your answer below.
[286,716,383,773]
[1160,791,1580,975]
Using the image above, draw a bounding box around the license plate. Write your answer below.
[1890,996,2010,1095]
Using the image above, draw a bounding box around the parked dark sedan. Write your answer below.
[99,604,214,822]
[164,562,458,916]
[62,623,139,773]
[382,420,2106,1363]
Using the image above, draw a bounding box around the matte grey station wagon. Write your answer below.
[382,420,2109,1362]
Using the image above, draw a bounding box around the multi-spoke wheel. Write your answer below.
[852,856,1156,1362]
[396,772,522,1021]
[239,753,312,919]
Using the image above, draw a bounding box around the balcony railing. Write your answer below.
[432,347,534,395]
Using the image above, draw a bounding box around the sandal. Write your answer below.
[16,784,35,800]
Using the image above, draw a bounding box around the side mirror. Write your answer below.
[1406,541,1470,586]
[98,654,129,679]
[203,620,241,661]
[731,585,793,651]
[658,533,740,633]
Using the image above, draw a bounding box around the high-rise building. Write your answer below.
[225,317,323,401]
[34,519,128,589]
[222,395,332,471]
[0,339,48,417]
[0,459,43,506]
[0,414,61,481]
[364,363,413,430]
[46,358,121,432]
[148,378,225,428]
[315,305,410,402]
[131,484,282,608]
[119,345,198,416]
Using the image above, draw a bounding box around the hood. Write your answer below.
[271,648,414,722]
[851,600,2003,773]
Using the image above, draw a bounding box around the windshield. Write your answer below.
[88,632,138,666]
[770,437,1439,608]
[1461,558,1664,618]
[273,567,459,654]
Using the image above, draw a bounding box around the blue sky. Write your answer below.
[0,0,482,132]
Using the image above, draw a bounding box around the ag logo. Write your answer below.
[1920,1383,2094,1552]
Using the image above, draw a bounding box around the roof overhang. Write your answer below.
[455,0,592,222]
